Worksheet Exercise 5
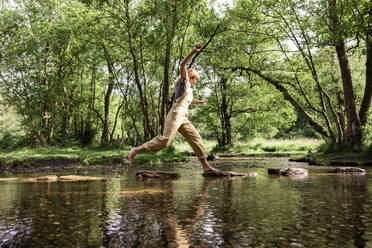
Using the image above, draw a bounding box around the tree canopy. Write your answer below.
[0,0,371,151]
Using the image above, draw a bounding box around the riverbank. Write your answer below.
[2,138,370,173]
[0,139,320,172]
[290,152,372,166]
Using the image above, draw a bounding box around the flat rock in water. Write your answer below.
[22,175,105,182]
[59,175,105,181]
[328,167,366,174]
[0,178,20,182]
[202,171,257,177]
[136,171,180,179]
[268,168,308,177]
[23,175,59,182]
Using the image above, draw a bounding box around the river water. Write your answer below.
[0,158,371,247]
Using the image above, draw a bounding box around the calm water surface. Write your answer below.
[0,158,371,247]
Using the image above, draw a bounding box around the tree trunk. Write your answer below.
[40,43,51,146]
[160,0,178,133]
[329,0,363,151]
[359,5,372,127]
[82,65,96,146]
[219,77,233,147]
[244,67,331,139]
[101,45,114,146]
[110,100,124,144]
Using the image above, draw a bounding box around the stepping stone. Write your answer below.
[268,168,308,177]
[328,167,366,175]
[207,152,219,161]
[135,171,181,179]
[202,170,257,177]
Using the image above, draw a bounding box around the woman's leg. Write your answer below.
[128,111,184,164]
[178,119,221,173]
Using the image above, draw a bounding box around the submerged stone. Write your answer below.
[328,167,366,175]
[202,170,257,177]
[268,168,308,177]
[121,188,167,195]
[135,171,181,179]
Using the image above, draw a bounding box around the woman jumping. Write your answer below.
[127,44,223,175]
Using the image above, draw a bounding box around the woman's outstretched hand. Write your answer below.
[194,43,202,52]
[191,98,208,105]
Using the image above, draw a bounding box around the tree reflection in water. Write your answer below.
[114,177,231,248]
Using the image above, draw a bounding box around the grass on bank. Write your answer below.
[290,139,372,166]
[174,138,324,155]
[0,145,187,167]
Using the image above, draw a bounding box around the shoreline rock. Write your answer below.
[328,167,366,175]
[268,168,308,178]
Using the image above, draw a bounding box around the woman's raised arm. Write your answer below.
[180,44,202,80]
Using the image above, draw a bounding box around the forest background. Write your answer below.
[0,0,371,160]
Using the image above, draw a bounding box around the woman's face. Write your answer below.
[189,76,197,86]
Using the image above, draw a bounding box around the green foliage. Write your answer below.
[0,0,371,153]
[207,138,321,154]
[365,143,372,155]
[210,145,234,153]
[0,131,21,150]
[317,141,343,154]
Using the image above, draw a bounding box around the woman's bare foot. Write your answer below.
[128,145,146,164]
[199,158,226,175]
[128,147,137,164]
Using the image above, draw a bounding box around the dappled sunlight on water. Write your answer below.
[0,159,371,247]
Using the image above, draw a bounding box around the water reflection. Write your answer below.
[293,175,369,248]
[0,163,371,247]
[107,177,231,247]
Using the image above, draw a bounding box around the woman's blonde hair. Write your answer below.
[187,68,200,80]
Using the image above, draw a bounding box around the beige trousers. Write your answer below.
[143,106,207,159]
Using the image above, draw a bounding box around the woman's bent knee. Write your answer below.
[156,137,171,150]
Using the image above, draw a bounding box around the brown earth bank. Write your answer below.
[0,156,127,173]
